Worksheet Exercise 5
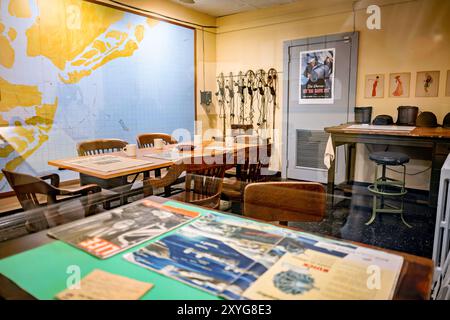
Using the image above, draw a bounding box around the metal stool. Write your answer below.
[367,151,411,228]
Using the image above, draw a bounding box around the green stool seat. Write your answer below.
[367,151,411,228]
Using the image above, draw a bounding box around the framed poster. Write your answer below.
[445,70,450,97]
[389,73,411,98]
[365,74,384,98]
[416,71,440,97]
[299,48,335,104]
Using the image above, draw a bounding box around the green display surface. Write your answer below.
[0,202,218,300]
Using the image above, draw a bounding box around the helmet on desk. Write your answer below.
[372,115,394,125]
[416,111,438,128]
[443,112,450,128]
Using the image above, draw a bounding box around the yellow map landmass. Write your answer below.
[59,24,146,84]
[0,77,58,181]
[1,0,155,188]
[8,0,32,18]
[0,22,15,68]
[26,0,124,70]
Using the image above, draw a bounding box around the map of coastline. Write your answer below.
[0,0,195,191]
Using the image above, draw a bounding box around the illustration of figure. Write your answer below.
[302,54,330,87]
[324,51,334,89]
[392,75,403,96]
[424,74,433,93]
[372,76,379,97]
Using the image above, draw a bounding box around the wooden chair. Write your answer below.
[76,139,128,156]
[2,169,102,232]
[136,133,177,149]
[76,139,136,205]
[136,133,179,195]
[222,143,272,203]
[243,182,326,225]
[144,163,226,209]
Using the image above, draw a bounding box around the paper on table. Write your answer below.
[56,269,153,300]
[242,250,403,300]
[65,155,153,172]
[347,124,416,132]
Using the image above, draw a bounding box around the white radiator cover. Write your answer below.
[432,154,450,300]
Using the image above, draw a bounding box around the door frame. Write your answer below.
[281,32,359,180]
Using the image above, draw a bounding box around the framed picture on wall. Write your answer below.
[389,72,410,98]
[446,70,450,97]
[364,74,384,98]
[299,48,335,104]
[416,71,440,97]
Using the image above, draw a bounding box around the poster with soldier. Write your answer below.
[299,49,335,104]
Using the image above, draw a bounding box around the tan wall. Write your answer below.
[214,0,450,188]
[93,0,218,133]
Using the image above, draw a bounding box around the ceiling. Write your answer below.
[171,0,301,17]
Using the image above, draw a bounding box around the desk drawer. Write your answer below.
[435,143,450,155]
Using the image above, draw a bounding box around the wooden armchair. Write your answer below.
[136,133,177,148]
[144,163,226,209]
[2,169,102,231]
[243,182,326,225]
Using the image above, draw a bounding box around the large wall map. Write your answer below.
[0,0,195,191]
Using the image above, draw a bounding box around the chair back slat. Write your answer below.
[76,139,128,156]
[136,133,177,149]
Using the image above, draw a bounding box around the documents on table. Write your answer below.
[56,269,153,300]
[48,199,200,258]
[347,124,416,132]
[64,155,153,172]
[143,151,183,161]
[124,212,404,300]
[242,249,403,300]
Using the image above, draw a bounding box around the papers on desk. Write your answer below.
[56,269,153,300]
[347,124,416,132]
[124,213,403,300]
[65,155,153,172]
[143,151,182,161]
[48,199,200,258]
[204,145,234,151]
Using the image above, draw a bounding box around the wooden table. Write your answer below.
[0,196,434,300]
[48,141,257,179]
[48,141,258,194]
[324,124,450,206]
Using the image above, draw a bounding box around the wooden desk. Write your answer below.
[0,196,434,300]
[325,124,450,206]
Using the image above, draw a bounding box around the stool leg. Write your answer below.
[399,165,412,228]
[380,164,386,210]
[366,164,379,226]
[366,194,378,225]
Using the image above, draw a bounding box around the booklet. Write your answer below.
[242,249,403,300]
[56,269,153,300]
[124,213,403,300]
[48,199,200,259]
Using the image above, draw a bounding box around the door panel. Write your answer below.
[283,33,358,183]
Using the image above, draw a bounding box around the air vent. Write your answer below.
[295,130,328,170]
